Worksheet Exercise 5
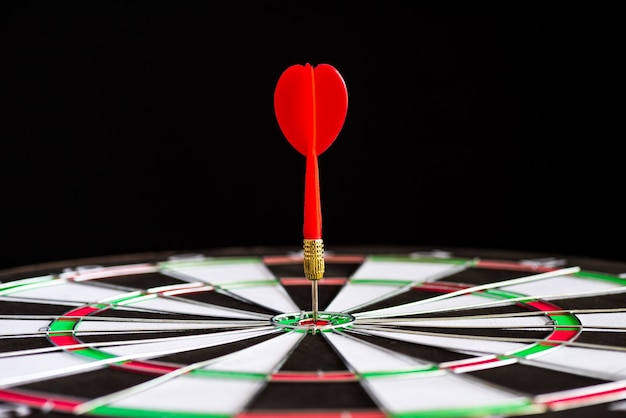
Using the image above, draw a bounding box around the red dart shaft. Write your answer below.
[304,148,322,239]
[303,64,322,240]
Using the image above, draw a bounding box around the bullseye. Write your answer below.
[298,318,330,326]
[272,311,355,333]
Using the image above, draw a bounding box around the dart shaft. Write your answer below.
[303,238,325,319]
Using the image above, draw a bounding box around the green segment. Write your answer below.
[113,293,158,305]
[482,288,525,299]
[219,280,278,290]
[361,365,440,378]
[0,275,58,295]
[390,400,541,418]
[510,343,555,358]
[190,369,266,380]
[91,406,229,418]
[551,314,581,327]
[74,348,118,361]
[350,279,414,286]
[573,270,626,285]
[48,319,77,332]
[159,257,260,270]
[368,255,472,265]
[48,318,118,361]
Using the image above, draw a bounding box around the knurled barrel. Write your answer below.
[303,239,325,280]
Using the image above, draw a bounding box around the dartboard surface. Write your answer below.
[1,246,626,418]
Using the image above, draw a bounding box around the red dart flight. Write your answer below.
[274,63,348,240]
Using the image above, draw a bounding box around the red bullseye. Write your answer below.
[298,318,331,326]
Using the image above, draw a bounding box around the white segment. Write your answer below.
[162,261,275,285]
[501,275,623,299]
[128,297,267,319]
[351,260,465,281]
[201,331,302,373]
[325,284,405,312]
[355,294,504,318]
[577,312,626,330]
[102,328,275,358]
[527,346,626,380]
[326,260,465,312]
[75,319,243,333]
[364,372,526,413]
[97,332,302,415]
[0,352,99,387]
[3,281,124,304]
[361,328,526,356]
[325,332,430,373]
[378,315,549,329]
[0,319,52,336]
[103,374,262,415]
[225,285,298,313]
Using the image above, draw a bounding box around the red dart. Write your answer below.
[274,63,348,239]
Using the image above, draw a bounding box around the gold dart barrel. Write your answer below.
[303,239,325,280]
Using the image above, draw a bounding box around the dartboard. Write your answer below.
[1,247,626,418]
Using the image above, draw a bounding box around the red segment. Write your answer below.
[48,334,82,348]
[525,300,563,311]
[0,389,80,412]
[446,357,501,371]
[545,384,626,408]
[238,411,384,418]
[545,329,580,343]
[238,412,384,418]
[477,260,556,272]
[62,306,101,317]
[114,360,179,375]
[414,282,471,293]
[299,318,331,326]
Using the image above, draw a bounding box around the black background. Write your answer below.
[2,2,622,270]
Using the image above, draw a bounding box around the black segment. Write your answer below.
[265,262,362,279]
[77,328,225,343]
[0,301,72,315]
[551,293,626,310]
[444,267,534,285]
[281,284,344,312]
[95,272,188,290]
[346,330,474,362]
[352,289,445,313]
[178,290,278,315]
[279,333,348,371]
[18,367,154,398]
[247,382,378,409]
[0,336,53,353]
[574,330,626,347]
[94,306,236,321]
[153,331,280,364]
[373,325,549,339]
[469,363,610,394]
[352,288,531,317]
[516,403,626,417]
